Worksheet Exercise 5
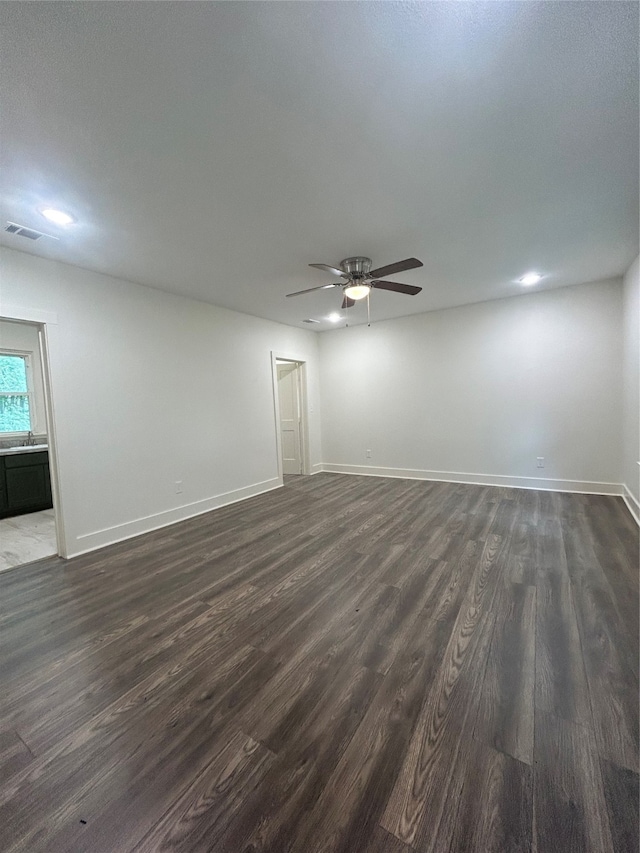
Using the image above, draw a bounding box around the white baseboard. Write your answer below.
[622,484,640,526]
[321,462,622,496]
[68,477,282,558]
[65,467,638,559]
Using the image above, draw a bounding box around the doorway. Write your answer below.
[0,316,62,570]
[272,355,309,479]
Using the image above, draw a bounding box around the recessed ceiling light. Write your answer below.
[327,312,342,322]
[40,207,75,226]
[519,272,542,286]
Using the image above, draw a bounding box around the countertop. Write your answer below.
[0,445,48,456]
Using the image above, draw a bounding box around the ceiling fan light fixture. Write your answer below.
[343,284,370,301]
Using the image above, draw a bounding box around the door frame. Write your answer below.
[0,306,66,558]
[270,351,310,482]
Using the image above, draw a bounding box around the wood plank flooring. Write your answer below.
[0,473,637,852]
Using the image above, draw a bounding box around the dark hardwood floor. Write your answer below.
[0,473,637,852]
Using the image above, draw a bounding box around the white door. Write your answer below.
[277,362,302,475]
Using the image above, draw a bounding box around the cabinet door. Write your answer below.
[6,465,48,511]
[44,464,52,504]
[0,458,6,513]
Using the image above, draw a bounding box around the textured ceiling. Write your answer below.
[0,1,638,329]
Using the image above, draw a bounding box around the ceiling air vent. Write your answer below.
[302,318,320,324]
[4,222,58,241]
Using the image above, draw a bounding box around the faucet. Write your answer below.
[25,431,35,447]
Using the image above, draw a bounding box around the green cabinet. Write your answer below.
[0,473,7,514]
[0,451,53,518]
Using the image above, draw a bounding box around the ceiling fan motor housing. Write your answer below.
[340,257,372,279]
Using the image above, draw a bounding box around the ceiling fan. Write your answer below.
[286,256,424,309]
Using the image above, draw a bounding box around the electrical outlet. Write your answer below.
[175,480,183,494]
[536,457,544,469]
[365,449,372,458]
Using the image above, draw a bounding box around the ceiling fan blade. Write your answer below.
[309,263,348,278]
[286,283,339,297]
[341,295,356,309]
[369,257,423,279]
[371,280,422,296]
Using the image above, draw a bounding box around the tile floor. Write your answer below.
[0,509,57,572]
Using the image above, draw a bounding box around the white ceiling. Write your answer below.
[1,2,638,330]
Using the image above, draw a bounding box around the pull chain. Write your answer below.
[367,290,371,327]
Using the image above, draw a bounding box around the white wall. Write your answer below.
[0,247,322,556]
[0,319,47,438]
[622,255,639,517]
[319,279,623,493]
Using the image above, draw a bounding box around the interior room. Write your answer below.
[0,2,638,852]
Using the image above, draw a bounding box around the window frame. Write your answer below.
[0,348,38,436]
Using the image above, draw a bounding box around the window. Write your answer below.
[0,352,33,433]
